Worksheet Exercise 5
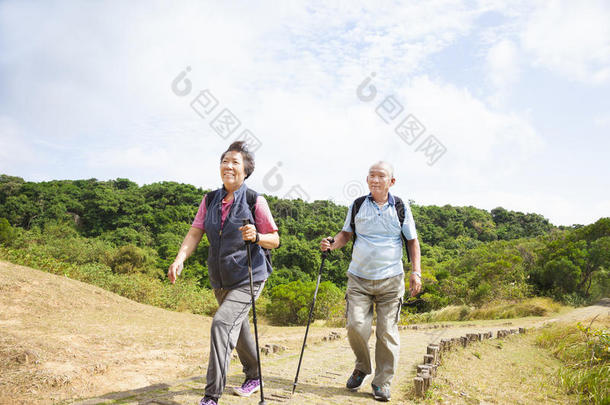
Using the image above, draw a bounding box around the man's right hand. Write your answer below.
[167,262,183,284]
[320,237,333,251]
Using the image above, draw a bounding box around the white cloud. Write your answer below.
[394,75,543,177]
[521,0,610,84]
[594,113,610,128]
[486,39,520,105]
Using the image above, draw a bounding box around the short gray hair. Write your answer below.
[369,161,394,178]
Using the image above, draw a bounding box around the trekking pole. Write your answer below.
[243,219,266,405]
[291,238,334,395]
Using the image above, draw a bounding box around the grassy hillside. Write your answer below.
[426,311,609,404]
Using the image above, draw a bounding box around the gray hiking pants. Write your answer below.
[346,272,404,389]
[204,281,263,399]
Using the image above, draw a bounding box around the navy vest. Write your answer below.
[204,183,271,289]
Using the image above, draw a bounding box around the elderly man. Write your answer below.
[320,161,422,402]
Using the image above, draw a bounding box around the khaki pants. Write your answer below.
[346,272,404,389]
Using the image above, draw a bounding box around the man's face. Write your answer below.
[366,164,395,197]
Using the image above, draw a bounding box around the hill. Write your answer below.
[0,260,206,403]
[0,260,334,404]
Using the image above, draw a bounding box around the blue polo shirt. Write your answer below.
[342,193,417,280]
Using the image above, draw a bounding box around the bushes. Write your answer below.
[0,245,218,316]
[10,221,114,266]
[424,239,540,310]
[10,221,163,277]
[76,261,217,315]
[101,226,153,247]
[160,281,218,315]
[109,244,153,274]
[0,222,220,316]
[0,218,15,246]
[266,280,344,325]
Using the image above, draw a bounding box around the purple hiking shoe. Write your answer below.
[198,397,217,405]
[232,378,261,397]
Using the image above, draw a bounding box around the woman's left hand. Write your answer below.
[239,224,257,242]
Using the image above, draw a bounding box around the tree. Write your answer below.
[0,218,14,246]
[531,218,610,301]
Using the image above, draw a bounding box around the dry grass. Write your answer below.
[424,332,578,404]
[406,297,565,324]
[535,315,609,404]
[0,260,212,404]
[468,297,563,320]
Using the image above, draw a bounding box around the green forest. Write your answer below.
[0,174,608,325]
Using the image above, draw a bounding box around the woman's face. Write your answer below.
[220,151,246,191]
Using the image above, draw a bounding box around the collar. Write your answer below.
[366,192,395,206]
[220,182,247,201]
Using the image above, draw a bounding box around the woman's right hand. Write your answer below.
[167,262,183,284]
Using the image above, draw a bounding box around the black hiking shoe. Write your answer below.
[346,369,368,391]
[372,383,391,402]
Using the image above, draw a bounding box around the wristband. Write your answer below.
[412,272,421,278]
[254,233,260,244]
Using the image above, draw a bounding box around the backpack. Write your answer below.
[349,195,411,262]
[205,188,272,265]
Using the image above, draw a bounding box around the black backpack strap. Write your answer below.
[245,188,273,266]
[350,196,367,243]
[245,188,258,221]
[204,189,220,210]
[395,196,405,226]
[394,196,411,263]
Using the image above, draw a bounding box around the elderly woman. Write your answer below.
[168,141,280,405]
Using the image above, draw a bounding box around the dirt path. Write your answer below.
[67,326,476,405]
[70,309,610,405]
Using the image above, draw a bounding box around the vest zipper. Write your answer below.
[217,189,240,289]
[217,196,224,289]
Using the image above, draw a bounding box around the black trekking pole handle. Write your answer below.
[292,237,334,395]
[242,219,266,405]
[318,236,334,260]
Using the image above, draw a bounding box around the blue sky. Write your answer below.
[0,0,608,226]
